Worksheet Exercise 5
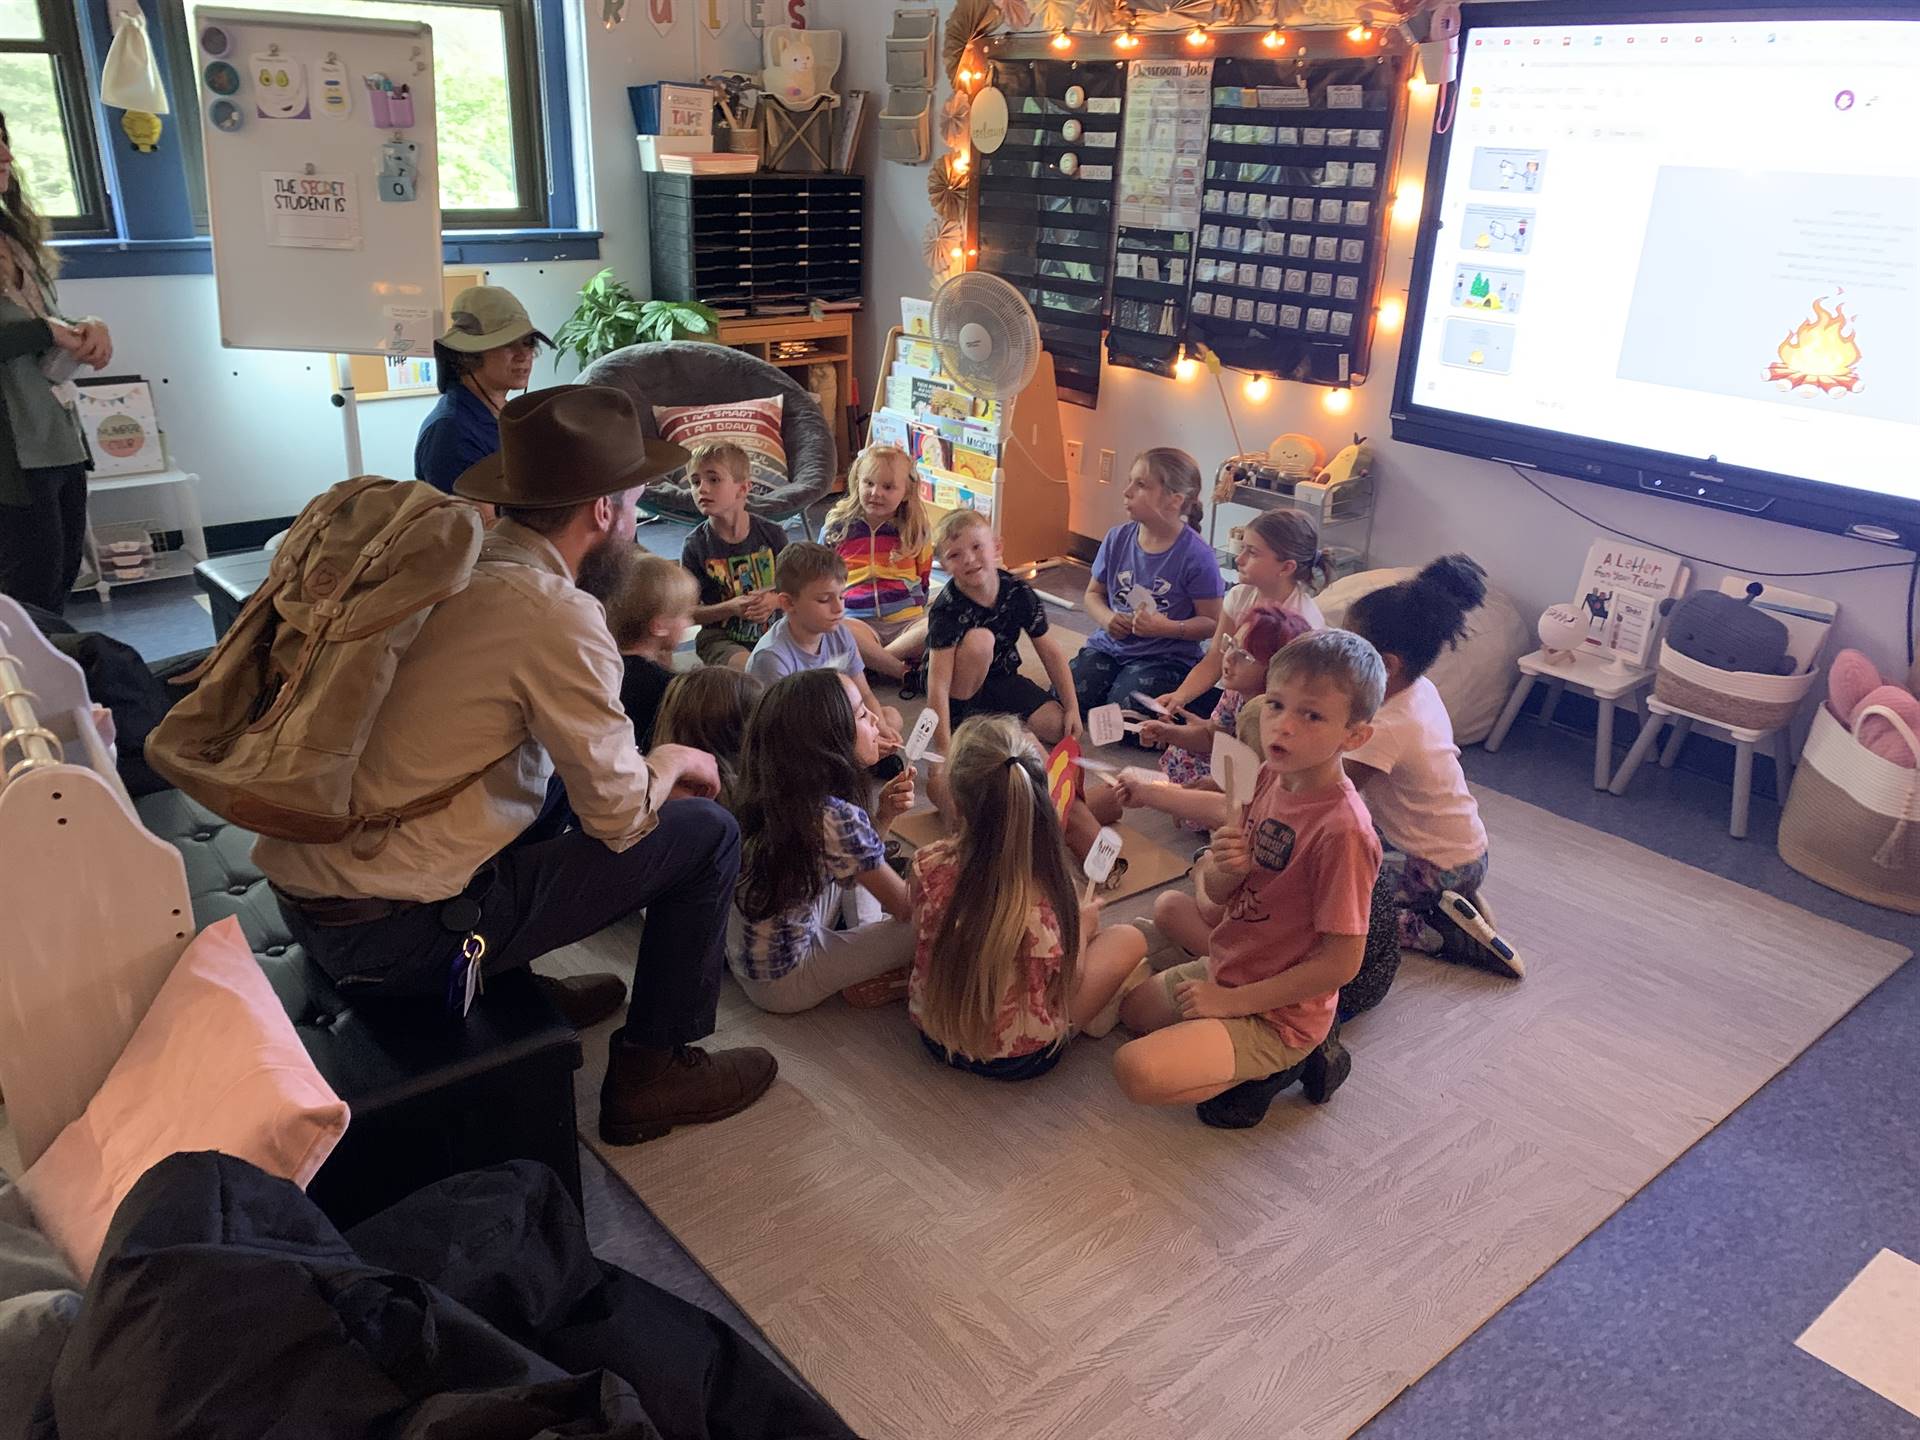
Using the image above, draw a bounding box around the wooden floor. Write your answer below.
[558,784,1908,1440]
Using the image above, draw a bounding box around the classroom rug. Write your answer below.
[564,788,1906,1440]
[890,809,1192,905]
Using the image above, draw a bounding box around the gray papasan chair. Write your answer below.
[579,340,837,538]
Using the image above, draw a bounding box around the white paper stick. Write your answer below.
[1129,690,1173,716]
[903,708,939,762]
[1083,826,1123,885]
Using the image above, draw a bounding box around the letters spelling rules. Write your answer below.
[272,175,349,213]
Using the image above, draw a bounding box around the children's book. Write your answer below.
[901,297,933,337]
[1575,540,1683,666]
[950,443,995,482]
[869,410,910,451]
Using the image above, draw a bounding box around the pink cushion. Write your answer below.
[1828,648,1883,723]
[652,395,788,494]
[1852,685,1920,768]
[18,917,348,1279]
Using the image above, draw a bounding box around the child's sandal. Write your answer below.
[1097,857,1130,893]
[841,965,912,1008]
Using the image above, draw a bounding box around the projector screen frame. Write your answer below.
[1389,0,1920,550]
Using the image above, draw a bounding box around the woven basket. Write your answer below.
[1652,640,1815,732]
[1778,705,1920,914]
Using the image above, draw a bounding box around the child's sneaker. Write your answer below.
[897,661,925,701]
[1299,1031,1351,1105]
[1433,890,1524,979]
[1196,1059,1308,1129]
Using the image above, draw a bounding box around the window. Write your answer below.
[0,0,111,234]
[167,0,551,230]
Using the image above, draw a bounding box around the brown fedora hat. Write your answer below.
[453,385,688,506]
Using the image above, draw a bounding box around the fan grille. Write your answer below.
[930,273,1041,400]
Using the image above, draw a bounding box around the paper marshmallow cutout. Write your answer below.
[1211,733,1260,811]
[1129,690,1172,717]
[1083,827,1124,886]
[903,708,940,763]
[1088,703,1127,747]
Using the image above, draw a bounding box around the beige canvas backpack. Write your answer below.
[145,476,490,851]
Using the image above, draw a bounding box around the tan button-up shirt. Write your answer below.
[254,520,659,902]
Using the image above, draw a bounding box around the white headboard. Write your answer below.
[0,599,193,1170]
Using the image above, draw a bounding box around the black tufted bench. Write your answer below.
[135,790,586,1229]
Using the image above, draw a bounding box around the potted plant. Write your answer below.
[551,269,722,370]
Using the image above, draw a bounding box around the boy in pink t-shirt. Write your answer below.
[1114,629,1387,1130]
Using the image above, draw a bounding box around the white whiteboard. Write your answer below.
[193,6,442,357]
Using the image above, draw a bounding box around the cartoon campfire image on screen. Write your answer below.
[1766,294,1863,394]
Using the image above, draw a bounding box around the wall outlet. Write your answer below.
[1097,448,1116,485]
[1064,439,1083,476]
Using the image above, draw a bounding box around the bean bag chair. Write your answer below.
[578,341,836,534]
[1316,566,1531,746]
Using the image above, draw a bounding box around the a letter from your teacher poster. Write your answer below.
[263,171,362,249]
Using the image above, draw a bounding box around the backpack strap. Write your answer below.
[344,747,523,861]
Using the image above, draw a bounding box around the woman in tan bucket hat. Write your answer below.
[413,284,552,494]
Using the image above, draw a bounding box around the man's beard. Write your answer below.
[574,532,633,603]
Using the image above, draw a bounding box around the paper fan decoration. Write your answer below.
[944,0,1002,81]
[1075,0,1123,29]
[1034,0,1078,28]
[927,153,971,222]
[942,89,974,147]
[924,218,966,282]
[999,0,1035,28]
[1133,0,1215,27]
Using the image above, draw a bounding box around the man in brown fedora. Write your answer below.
[257,386,775,1145]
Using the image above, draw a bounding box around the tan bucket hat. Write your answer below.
[439,285,553,353]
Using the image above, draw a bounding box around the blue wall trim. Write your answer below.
[535,0,579,232]
[57,230,601,278]
[80,0,196,240]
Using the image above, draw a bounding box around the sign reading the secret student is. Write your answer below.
[261,171,360,250]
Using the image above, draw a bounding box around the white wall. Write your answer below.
[824,0,1917,677]
[70,7,768,536]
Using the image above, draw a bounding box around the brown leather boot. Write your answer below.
[533,972,627,1029]
[599,1034,777,1145]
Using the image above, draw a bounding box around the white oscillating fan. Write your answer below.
[928,272,1041,402]
[926,271,1080,599]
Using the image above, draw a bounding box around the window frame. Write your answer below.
[161,0,554,233]
[2,0,114,236]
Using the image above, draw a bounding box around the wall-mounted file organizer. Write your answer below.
[971,57,1125,408]
[878,87,932,163]
[886,9,938,89]
[1183,52,1408,388]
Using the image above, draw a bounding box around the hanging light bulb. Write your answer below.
[949,245,964,262]
[1186,24,1209,47]
[1243,374,1272,402]
[1114,26,1140,50]
[1173,349,1200,382]
[1323,386,1354,415]
[1407,74,1434,97]
[1393,179,1424,223]
[1348,23,1375,42]
[1050,29,1072,51]
[1262,29,1285,51]
[1376,297,1404,332]
[952,148,970,176]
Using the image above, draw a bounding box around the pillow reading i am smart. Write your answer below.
[652,396,788,494]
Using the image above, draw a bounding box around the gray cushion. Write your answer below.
[579,341,836,523]
[0,1184,80,1433]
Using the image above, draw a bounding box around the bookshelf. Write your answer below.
[646,173,864,316]
[868,325,1070,569]
[716,312,856,474]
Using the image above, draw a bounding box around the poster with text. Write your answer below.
[262,171,360,250]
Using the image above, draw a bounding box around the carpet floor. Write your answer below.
[553,781,1906,1440]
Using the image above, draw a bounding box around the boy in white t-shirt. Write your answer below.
[1343,556,1522,980]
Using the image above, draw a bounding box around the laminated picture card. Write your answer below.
[75,380,165,478]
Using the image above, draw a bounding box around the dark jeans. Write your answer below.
[0,462,88,614]
[1068,646,1192,721]
[282,798,741,1048]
